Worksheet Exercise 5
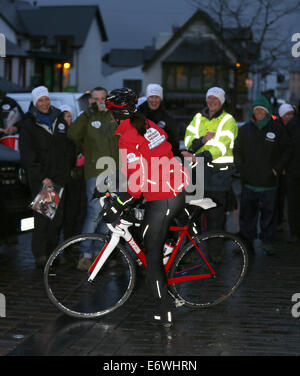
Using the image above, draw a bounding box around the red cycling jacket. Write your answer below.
[115,118,190,202]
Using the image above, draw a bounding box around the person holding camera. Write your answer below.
[67,87,119,271]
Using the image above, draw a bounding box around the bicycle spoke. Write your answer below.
[169,232,248,308]
[45,234,136,319]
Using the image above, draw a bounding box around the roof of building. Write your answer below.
[164,38,231,64]
[143,9,252,71]
[6,39,28,57]
[103,46,155,68]
[0,0,31,34]
[18,5,108,46]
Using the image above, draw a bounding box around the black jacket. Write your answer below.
[233,118,292,187]
[137,101,180,156]
[285,116,300,178]
[19,104,75,196]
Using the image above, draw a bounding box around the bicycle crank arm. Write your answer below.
[88,234,120,282]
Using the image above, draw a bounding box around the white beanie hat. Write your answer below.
[146,84,163,99]
[59,104,74,118]
[206,87,225,105]
[32,86,50,106]
[278,103,294,118]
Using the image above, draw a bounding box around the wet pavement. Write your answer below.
[0,197,300,357]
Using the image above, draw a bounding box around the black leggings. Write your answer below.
[142,191,185,312]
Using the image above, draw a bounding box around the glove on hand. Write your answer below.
[102,197,123,223]
[189,138,203,153]
[101,192,136,223]
[84,102,99,118]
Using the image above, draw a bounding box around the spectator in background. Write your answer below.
[278,103,300,243]
[0,89,23,136]
[137,84,180,156]
[59,105,86,241]
[182,87,238,262]
[67,87,119,271]
[275,104,295,231]
[0,90,24,244]
[234,96,292,255]
[19,86,74,268]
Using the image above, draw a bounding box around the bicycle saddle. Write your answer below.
[188,198,217,210]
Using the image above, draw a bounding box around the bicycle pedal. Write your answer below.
[175,299,185,307]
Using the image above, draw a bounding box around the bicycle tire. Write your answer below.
[168,231,248,308]
[44,233,136,319]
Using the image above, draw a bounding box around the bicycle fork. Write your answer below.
[88,233,120,282]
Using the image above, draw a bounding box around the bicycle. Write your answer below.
[44,196,248,319]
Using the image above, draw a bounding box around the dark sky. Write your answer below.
[30,0,300,64]
[31,0,196,51]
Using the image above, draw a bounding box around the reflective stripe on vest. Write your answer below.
[205,114,234,156]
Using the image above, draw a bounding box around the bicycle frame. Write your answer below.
[87,218,216,285]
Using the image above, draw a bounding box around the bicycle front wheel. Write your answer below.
[44,234,136,319]
[168,231,248,308]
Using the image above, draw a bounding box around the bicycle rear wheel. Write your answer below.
[168,231,248,308]
[44,234,136,319]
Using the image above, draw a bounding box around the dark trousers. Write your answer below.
[32,193,65,259]
[239,185,277,244]
[286,177,300,236]
[143,192,185,313]
[276,174,287,225]
[63,178,87,240]
[204,190,227,232]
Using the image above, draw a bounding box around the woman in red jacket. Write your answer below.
[102,88,189,327]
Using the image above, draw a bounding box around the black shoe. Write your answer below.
[262,243,275,256]
[145,310,173,328]
[35,255,47,269]
[288,235,300,244]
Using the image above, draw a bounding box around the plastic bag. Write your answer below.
[30,183,64,220]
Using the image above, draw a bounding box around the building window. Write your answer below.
[30,37,45,50]
[164,65,176,90]
[203,66,215,88]
[4,57,12,81]
[54,37,73,55]
[163,63,230,92]
[18,58,26,88]
[123,80,142,96]
[176,65,188,89]
[190,66,202,89]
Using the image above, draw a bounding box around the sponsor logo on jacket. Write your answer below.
[265,132,276,142]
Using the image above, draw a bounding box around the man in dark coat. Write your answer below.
[137,84,180,156]
[278,103,300,243]
[19,86,74,268]
[234,96,292,254]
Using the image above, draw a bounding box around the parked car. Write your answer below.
[0,144,33,238]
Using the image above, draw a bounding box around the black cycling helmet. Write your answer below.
[105,87,138,120]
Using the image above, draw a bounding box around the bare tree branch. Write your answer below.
[186,0,300,75]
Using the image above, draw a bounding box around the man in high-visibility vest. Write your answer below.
[182,87,238,262]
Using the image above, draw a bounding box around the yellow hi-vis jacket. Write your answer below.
[184,110,238,164]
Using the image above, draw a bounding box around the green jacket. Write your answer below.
[68,110,119,180]
[184,109,238,164]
